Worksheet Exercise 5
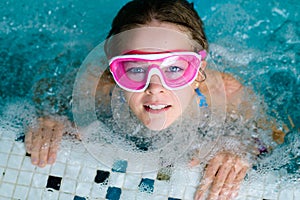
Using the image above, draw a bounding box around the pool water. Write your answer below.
[0,0,299,199]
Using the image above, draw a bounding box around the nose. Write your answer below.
[145,74,166,94]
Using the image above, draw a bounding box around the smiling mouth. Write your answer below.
[144,104,171,112]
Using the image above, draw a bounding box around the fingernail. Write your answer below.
[48,158,54,164]
[39,161,45,166]
[32,158,38,164]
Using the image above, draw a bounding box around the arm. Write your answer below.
[194,70,252,199]
[25,68,115,168]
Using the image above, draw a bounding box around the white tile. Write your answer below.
[17,171,33,185]
[0,166,5,180]
[2,168,19,183]
[55,149,70,163]
[0,153,8,167]
[235,195,248,200]
[13,185,29,199]
[170,167,189,185]
[142,171,158,179]
[42,188,59,199]
[136,191,153,200]
[90,183,108,198]
[186,170,201,187]
[0,140,13,153]
[246,196,261,200]
[169,184,185,199]
[279,188,294,200]
[60,178,76,193]
[50,162,66,177]
[153,180,170,196]
[78,167,96,182]
[123,173,141,190]
[68,151,86,165]
[236,181,248,197]
[97,161,111,171]
[0,182,14,198]
[64,164,81,179]
[294,187,300,199]
[263,187,279,200]
[32,173,48,187]
[76,182,92,196]
[35,164,51,174]
[109,172,125,188]
[184,186,197,200]
[150,194,167,200]
[81,154,99,168]
[59,192,75,200]
[7,154,23,169]
[264,171,279,183]
[27,187,43,199]
[21,157,36,171]
[11,142,26,155]
[247,187,263,198]
[121,189,137,200]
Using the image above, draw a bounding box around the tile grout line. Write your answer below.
[14,142,32,200]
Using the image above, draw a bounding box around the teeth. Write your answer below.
[148,105,168,110]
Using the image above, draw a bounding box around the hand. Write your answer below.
[194,152,249,200]
[25,117,64,168]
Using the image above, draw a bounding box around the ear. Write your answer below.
[200,61,207,71]
[191,61,207,90]
[191,81,199,90]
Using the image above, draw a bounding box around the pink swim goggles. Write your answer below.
[109,50,207,92]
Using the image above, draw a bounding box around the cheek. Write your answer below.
[124,92,132,103]
[124,92,142,110]
[173,87,194,107]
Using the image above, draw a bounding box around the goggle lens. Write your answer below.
[109,51,206,92]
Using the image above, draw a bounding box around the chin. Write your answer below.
[143,119,173,131]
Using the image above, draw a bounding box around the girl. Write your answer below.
[26,0,253,199]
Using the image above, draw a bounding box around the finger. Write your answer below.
[189,157,200,167]
[30,129,45,165]
[47,126,63,164]
[38,127,53,167]
[38,142,50,167]
[220,165,240,199]
[230,166,248,199]
[25,130,33,153]
[207,156,235,200]
[195,157,224,199]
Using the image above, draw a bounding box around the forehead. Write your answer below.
[106,26,200,58]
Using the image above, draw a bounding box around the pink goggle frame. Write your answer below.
[109,50,207,92]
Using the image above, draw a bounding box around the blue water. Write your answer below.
[0,0,299,176]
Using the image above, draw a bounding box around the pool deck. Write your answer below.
[0,133,298,200]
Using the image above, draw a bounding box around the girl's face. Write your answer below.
[124,78,195,130]
[114,21,203,130]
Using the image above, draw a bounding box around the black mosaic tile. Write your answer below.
[106,186,121,200]
[46,175,62,191]
[138,178,154,193]
[25,152,31,157]
[74,196,86,200]
[15,134,25,142]
[168,198,181,200]
[94,170,110,184]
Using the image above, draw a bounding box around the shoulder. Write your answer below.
[220,72,243,97]
[205,69,243,97]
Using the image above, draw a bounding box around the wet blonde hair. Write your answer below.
[102,0,208,84]
[104,0,208,54]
